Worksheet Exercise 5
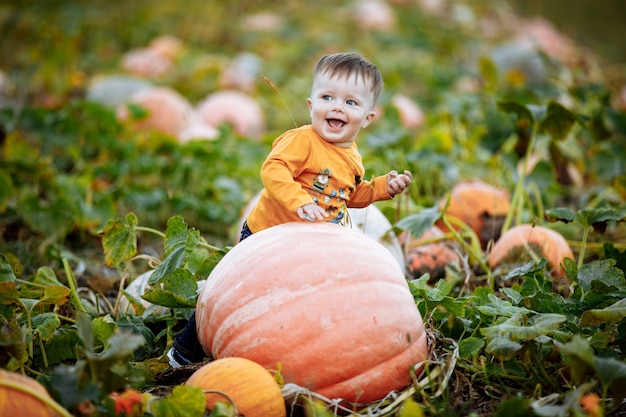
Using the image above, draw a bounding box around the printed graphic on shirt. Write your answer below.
[312,169,330,193]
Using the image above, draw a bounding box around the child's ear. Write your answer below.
[362,110,377,127]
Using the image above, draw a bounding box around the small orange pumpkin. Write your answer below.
[436,180,510,248]
[401,225,461,281]
[186,357,286,417]
[0,369,60,417]
[487,224,574,277]
[196,222,428,404]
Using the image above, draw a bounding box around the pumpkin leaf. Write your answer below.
[148,385,207,417]
[481,312,566,342]
[538,101,581,141]
[100,213,138,266]
[458,336,485,359]
[478,56,498,90]
[577,259,626,294]
[394,204,440,238]
[0,315,26,362]
[495,396,533,417]
[545,207,626,232]
[544,207,576,223]
[142,268,199,308]
[148,216,200,285]
[580,298,626,326]
[594,357,626,400]
[502,258,548,280]
[604,242,626,273]
[0,254,17,283]
[484,335,523,361]
[557,335,595,385]
[477,294,532,317]
[496,99,536,130]
[34,266,63,286]
[0,170,13,212]
[37,285,72,306]
[32,312,61,341]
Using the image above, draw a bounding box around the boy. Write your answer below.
[168,52,412,367]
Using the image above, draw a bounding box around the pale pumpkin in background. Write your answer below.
[116,86,194,137]
[195,90,266,139]
[488,223,574,277]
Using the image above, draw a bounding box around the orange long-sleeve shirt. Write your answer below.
[246,125,392,233]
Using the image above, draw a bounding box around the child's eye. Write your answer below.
[322,95,332,101]
[346,99,357,106]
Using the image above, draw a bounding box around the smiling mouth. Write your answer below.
[327,118,346,129]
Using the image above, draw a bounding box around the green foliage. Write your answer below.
[1,0,626,415]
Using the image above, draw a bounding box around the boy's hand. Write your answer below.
[297,203,329,221]
[387,170,412,196]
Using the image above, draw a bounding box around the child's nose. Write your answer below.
[332,101,344,112]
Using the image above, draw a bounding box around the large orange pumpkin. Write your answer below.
[196,222,428,404]
[0,369,60,417]
[186,357,286,417]
[487,224,574,277]
[436,180,510,248]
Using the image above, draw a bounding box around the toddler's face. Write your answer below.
[307,72,377,148]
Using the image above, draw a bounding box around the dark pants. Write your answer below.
[172,220,254,363]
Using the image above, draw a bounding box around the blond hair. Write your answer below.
[313,53,384,104]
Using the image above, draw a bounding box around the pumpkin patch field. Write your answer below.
[2,1,626,416]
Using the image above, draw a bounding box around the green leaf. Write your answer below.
[0,170,13,212]
[92,315,117,348]
[38,285,72,306]
[143,268,199,308]
[393,205,440,239]
[580,207,626,234]
[149,216,200,285]
[478,56,498,89]
[481,312,566,342]
[0,281,19,305]
[495,396,532,417]
[580,298,626,326]
[557,335,595,385]
[19,190,77,240]
[0,254,17,283]
[40,326,81,365]
[577,259,626,294]
[34,266,63,286]
[544,207,576,224]
[125,102,149,120]
[485,336,522,361]
[477,294,532,317]
[458,336,485,359]
[594,357,626,400]
[538,101,580,141]
[148,385,207,417]
[0,315,26,363]
[502,259,548,280]
[32,312,61,341]
[497,100,535,129]
[100,213,138,266]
